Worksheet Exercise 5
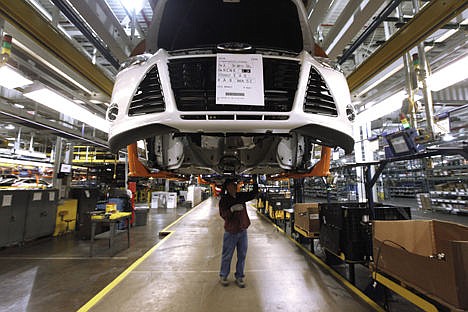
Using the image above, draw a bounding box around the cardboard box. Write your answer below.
[373,220,468,310]
[294,203,320,233]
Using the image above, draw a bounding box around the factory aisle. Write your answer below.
[85,198,376,312]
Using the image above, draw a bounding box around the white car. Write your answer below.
[107,0,355,175]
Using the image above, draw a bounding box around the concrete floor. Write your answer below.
[88,198,375,312]
[0,198,378,312]
[4,196,463,311]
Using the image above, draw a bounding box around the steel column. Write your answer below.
[412,0,435,137]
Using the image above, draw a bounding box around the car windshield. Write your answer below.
[158,0,303,53]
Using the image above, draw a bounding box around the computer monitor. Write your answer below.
[385,129,419,157]
[389,135,410,154]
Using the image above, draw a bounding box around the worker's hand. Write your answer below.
[230,204,244,212]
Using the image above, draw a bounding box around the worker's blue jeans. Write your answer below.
[219,229,248,279]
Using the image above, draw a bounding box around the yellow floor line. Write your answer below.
[254,208,385,312]
[77,201,204,312]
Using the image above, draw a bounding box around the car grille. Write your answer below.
[303,66,337,116]
[168,57,299,112]
[128,65,165,116]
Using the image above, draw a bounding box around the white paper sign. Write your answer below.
[33,192,42,201]
[49,191,55,202]
[2,195,12,207]
[216,53,264,106]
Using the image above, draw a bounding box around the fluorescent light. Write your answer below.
[14,103,25,109]
[13,39,94,95]
[428,55,468,91]
[442,133,454,142]
[435,29,457,43]
[90,99,102,104]
[0,65,33,89]
[0,156,53,168]
[355,91,406,124]
[355,62,404,97]
[326,16,354,55]
[23,87,110,133]
[5,124,15,130]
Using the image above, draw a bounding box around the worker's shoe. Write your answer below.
[219,276,229,287]
[235,277,245,288]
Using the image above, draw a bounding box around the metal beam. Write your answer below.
[0,0,114,96]
[347,0,468,92]
[325,0,387,59]
[308,0,334,33]
[321,0,361,49]
[67,0,133,63]
[338,0,403,64]
[50,0,120,69]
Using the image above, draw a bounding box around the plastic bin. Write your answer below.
[135,208,149,226]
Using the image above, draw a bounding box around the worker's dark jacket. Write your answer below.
[219,185,258,233]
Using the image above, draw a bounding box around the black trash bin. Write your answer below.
[135,208,149,226]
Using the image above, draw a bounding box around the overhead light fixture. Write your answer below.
[90,99,102,104]
[0,64,33,89]
[355,62,404,97]
[435,18,468,43]
[355,90,406,125]
[13,103,25,109]
[442,133,454,142]
[427,55,468,91]
[5,124,15,130]
[23,85,110,133]
[326,16,354,55]
[12,39,94,95]
[435,29,457,43]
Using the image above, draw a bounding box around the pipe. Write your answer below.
[338,0,403,64]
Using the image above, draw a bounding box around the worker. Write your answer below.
[218,176,258,288]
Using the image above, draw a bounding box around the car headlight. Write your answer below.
[314,57,341,72]
[119,53,153,71]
